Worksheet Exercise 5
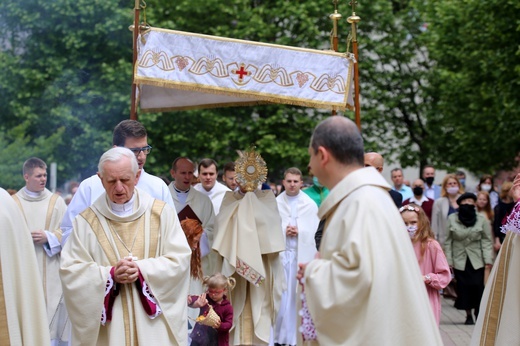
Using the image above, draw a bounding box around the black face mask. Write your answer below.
[424,177,434,186]
[413,186,424,196]
[458,204,477,227]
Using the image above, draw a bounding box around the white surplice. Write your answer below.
[194,182,230,215]
[274,191,319,346]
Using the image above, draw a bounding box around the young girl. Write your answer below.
[400,203,451,325]
[188,273,236,346]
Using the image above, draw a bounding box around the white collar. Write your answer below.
[23,186,43,198]
[109,193,136,217]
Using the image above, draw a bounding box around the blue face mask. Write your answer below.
[313,176,323,188]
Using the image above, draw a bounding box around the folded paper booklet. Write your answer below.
[177,204,202,224]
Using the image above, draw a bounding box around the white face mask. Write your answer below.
[447,186,459,195]
[481,184,492,192]
[406,225,418,238]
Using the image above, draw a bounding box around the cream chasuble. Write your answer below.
[302,168,442,345]
[60,188,191,346]
[12,187,69,343]
[213,190,285,345]
[471,231,520,345]
[0,188,50,345]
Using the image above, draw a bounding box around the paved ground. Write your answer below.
[439,297,475,346]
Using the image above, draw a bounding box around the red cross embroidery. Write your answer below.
[233,64,250,82]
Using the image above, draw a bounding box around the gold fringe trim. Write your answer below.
[136,78,349,112]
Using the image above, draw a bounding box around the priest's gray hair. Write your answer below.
[98,147,139,177]
[310,116,364,166]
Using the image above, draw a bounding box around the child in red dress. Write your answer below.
[188,273,236,346]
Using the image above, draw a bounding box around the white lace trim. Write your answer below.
[101,276,114,325]
[501,203,520,235]
[142,280,162,319]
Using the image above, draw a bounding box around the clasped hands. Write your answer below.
[114,258,140,284]
[286,225,298,237]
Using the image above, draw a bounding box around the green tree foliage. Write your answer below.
[356,0,437,170]
[0,0,132,187]
[420,0,520,173]
[0,123,64,189]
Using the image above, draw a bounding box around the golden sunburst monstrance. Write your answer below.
[235,147,268,192]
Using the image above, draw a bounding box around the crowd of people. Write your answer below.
[1,117,519,345]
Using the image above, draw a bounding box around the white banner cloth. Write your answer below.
[135,27,355,111]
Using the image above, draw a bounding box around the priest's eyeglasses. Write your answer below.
[127,145,152,156]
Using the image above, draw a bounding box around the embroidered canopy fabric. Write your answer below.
[135,27,355,112]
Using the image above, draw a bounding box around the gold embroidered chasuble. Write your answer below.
[60,188,191,346]
[471,232,520,345]
[12,188,69,342]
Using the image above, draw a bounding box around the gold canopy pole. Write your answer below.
[347,1,361,131]
[130,0,140,120]
[329,1,342,116]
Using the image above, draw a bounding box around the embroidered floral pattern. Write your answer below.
[501,202,520,235]
[236,257,264,286]
[299,290,317,341]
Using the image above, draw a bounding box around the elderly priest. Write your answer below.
[60,147,191,345]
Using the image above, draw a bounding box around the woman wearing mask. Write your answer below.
[476,174,499,209]
[445,193,494,325]
[431,174,464,247]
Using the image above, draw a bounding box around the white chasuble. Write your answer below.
[60,188,191,346]
[302,168,442,345]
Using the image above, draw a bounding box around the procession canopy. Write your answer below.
[134,27,355,112]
